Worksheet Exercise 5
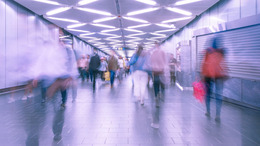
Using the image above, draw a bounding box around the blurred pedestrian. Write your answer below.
[89,51,101,91]
[129,44,149,105]
[150,42,167,107]
[201,36,227,122]
[77,55,87,82]
[108,51,118,88]
[99,57,108,81]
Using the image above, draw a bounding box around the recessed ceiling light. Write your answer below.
[67,23,86,29]
[175,0,201,6]
[135,0,157,6]
[88,39,102,42]
[162,17,192,23]
[127,32,146,37]
[91,23,115,28]
[127,8,159,16]
[99,32,118,36]
[46,17,79,23]
[122,17,148,23]
[76,7,112,16]
[150,33,166,37]
[46,7,71,16]
[106,36,121,39]
[67,29,89,33]
[155,29,176,33]
[80,36,98,39]
[108,41,121,44]
[78,0,98,6]
[124,28,143,33]
[125,36,142,39]
[101,28,120,33]
[93,17,117,23]
[34,0,60,5]
[166,7,192,16]
[128,24,151,29]
[79,32,96,36]
[155,23,176,28]
[126,39,142,42]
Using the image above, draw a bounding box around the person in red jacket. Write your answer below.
[201,36,228,122]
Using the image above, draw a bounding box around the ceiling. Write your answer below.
[15,0,219,57]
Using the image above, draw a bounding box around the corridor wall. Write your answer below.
[0,0,61,89]
[162,0,260,108]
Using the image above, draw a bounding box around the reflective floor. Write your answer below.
[0,76,260,146]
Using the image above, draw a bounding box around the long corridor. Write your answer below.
[0,77,259,146]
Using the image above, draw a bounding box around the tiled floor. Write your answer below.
[0,76,260,146]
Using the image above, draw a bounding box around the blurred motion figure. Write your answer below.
[201,36,227,122]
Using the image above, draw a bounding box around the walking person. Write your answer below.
[201,36,227,122]
[150,42,167,107]
[129,44,149,105]
[108,51,118,88]
[89,51,101,91]
[77,55,87,82]
[99,57,108,81]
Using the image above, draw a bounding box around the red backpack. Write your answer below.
[201,48,227,78]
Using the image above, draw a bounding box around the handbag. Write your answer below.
[104,71,110,81]
[192,80,205,103]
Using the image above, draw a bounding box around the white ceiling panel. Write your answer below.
[15,0,220,57]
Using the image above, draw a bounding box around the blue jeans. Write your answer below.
[153,74,165,98]
[205,77,223,117]
[110,70,115,85]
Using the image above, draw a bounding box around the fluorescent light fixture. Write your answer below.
[46,17,79,23]
[125,36,142,39]
[67,23,86,29]
[78,0,98,6]
[79,33,95,36]
[122,16,148,23]
[166,7,192,16]
[88,39,102,42]
[108,41,121,44]
[150,33,166,37]
[99,33,118,36]
[91,23,115,28]
[155,29,176,33]
[146,38,160,41]
[93,17,117,23]
[175,0,201,6]
[76,7,112,16]
[128,24,151,29]
[67,29,89,33]
[59,35,70,39]
[93,43,105,45]
[127,32,146,37]
[124,28,143,33]
[135,0,157,6]
[34,0,60,5]
[126,39,142,42]
[80,36,98,39]
[106,36,121,39]
[151,36,166,39]
[127,8,159,16]
[106,39,121,42]
[162,17,192,23]
[46,7,70,16]
[101,28,120,33]
[156,23,176,28]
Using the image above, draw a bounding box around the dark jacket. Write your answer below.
[89,54,101,71]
